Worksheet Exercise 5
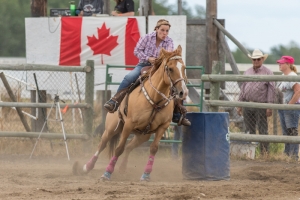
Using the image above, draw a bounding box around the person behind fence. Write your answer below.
[237,49,275,154]
[111,0,135,16]
[104,19,191,126]
[77,0,104,16]
[276,56,300,160]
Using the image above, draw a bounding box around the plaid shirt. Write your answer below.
[238,65,275,103]
[134,31,174,63]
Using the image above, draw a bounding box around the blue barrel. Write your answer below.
[182,112,230,180]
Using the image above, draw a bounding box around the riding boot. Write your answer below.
[172,98,191,126]
[104,88,128,113]
[104,79,141,113]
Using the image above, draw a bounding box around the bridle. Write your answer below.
[135,55,185,134]
[164,55,185,87]
[145,55,184,103]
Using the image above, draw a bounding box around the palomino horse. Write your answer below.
[73,45,188,181]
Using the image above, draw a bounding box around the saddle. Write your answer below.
[140,66,152,75]
[140,66,152,77]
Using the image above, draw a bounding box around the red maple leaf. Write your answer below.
[87,23,119,63]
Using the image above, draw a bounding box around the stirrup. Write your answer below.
[172,113,191,126]
[104,99,118,113]
[180,118,191,126]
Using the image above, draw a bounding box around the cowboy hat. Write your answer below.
[247,49,268,60]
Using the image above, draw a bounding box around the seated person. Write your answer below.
[77,0,104,16]
[111,0,134,16]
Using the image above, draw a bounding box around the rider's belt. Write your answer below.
[139,61,151,65]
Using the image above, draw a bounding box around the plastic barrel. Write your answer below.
[182,112,230,180]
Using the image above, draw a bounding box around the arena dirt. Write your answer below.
[1,145,300,200]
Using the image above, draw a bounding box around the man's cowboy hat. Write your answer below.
[247,49,268,60]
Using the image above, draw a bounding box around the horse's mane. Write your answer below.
[141,48,182,79]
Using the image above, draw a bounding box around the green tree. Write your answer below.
[268,41,300,65]
[167,1,205,19]
[231,41,300,65]
[0,0,31,57]
[231,48,252,64]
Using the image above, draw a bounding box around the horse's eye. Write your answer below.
[169,68,173,72]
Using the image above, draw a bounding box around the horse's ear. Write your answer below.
[160,48,167,56]
[176,45,182,55]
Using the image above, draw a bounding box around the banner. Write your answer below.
[25,17,146,67]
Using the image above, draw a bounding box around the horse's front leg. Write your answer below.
[72,129,111,175]
[119,134,151,172]
[100,124,132,181]
[73,113,123,175]
[140,125,169,181]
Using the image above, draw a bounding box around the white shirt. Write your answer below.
[277,71,299,104]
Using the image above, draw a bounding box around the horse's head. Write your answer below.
[160,45,188,100]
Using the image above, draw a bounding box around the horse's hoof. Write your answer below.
[140,173,150,182]
[72,161,86,176]
[100,171,111,181]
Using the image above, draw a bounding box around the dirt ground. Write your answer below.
[1,142,300,200]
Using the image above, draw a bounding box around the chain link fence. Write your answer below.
[219,80,282,135]
[202,72,300,159]
[0,64,97,137]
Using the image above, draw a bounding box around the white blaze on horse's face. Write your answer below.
[175,61,188,99]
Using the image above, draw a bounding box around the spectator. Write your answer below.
[77,0,104,16]
[104,19,191,126]
[237,49,275,154]
[276,56,300,160]
[111,0,135,16]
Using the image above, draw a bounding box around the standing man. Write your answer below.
[77,0,104,16]
[237,49,275,154]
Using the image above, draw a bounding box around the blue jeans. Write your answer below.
[278,109,300,158]
[243,107,269,153]
[117,62,151,92]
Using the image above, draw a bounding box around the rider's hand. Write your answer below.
[148,57,156,65]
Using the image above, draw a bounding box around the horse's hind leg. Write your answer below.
[119,134,151,172]
[140,126,168,181]
[100,124,132,180]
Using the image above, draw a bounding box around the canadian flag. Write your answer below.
[25,17,146,67]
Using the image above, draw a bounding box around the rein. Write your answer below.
[135,55,183,134]
[148,55,183,101]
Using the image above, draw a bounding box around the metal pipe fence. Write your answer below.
[202,70,300,143]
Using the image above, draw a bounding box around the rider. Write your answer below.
[104,19,191,126]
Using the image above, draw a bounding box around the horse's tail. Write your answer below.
[108,131,121,158]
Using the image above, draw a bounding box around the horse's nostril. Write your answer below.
[179,91,183,97]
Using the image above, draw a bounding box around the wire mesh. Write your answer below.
[0,70,93,134]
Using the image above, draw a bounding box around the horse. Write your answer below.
[73,45,188,181]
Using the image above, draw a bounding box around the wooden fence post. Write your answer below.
[209,61,221,112]
[83,60,95,152]
[93,90,111,136]
[31,0,47,17]
[0,72,31,132]
[84,60,94,137]
[31,90,47,132]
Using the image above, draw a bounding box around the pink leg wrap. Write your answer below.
[144,155,155,174]
[106,156,118,173]
[86,155,98,171]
